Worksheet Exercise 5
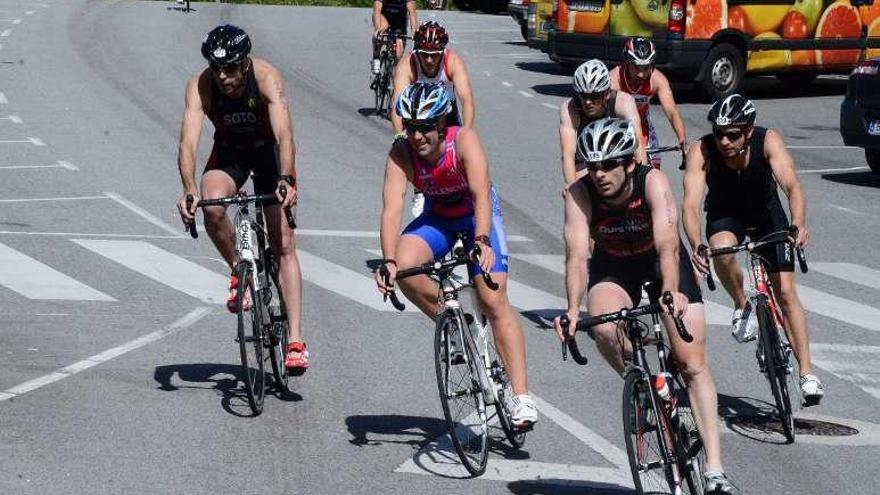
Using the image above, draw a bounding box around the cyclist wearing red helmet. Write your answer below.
[610,37,687,169]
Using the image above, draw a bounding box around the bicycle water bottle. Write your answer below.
[653,372,677,420]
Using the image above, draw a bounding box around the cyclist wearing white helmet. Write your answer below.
[555,117,740,495]
[375,82,538,430]
[175,25,308,375]
[559,59,646,184]
[683,94,824,406]
[610,37,688,169]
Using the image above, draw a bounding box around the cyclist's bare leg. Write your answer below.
[587,282,634,374]
[769,271,813,375]
[474,273,528,395]
[265,204,303,343]
[709,231,749,309]
[394,234,440,316]
[200,171,239,270]
[664,302,724,474]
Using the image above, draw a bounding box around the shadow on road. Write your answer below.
[515,61,572,77]
[507,479,635,495]
[346,414,446,447]
[822,170,880,188]
[531,83,572,98]
[717,393,794,445]
[154,363,301,418]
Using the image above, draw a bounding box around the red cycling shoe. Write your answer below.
[285,341,309,376]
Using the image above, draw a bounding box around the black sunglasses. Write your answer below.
[403,120,439,134]
[713,127,745,141]
[578,92,606,102]
[210,61,244,74]
[585,157,629,172]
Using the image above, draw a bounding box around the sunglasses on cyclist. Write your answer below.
[578,92,606,102]
[712,127,746,142]
[416,49,443,56]
[403,120,439,134]
[210,61,244,74]
[585,157,629,172]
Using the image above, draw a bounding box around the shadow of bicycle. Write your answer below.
[822,170,880,188]
[507,478,636,495]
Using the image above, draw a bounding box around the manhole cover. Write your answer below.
[728,415,859,437]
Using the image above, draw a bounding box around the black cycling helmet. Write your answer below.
[201,25,251,67]
[623,37,656,66]
[707,94,756,127]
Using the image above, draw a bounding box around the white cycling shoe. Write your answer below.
[800,373,825,407]
[731,303,757,343]
[509,394,538,431]
[704,471,740,495]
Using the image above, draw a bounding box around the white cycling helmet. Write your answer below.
[576,117,638,163]
[573,59,611,94]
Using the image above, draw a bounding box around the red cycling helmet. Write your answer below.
[414,21,449,53]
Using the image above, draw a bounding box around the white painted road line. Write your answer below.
[72,240,228,304]
[0,137,45,145]
[0,307,212,403]
[543,102,559,110]
[0,29,9,37]
[0,194,105,203]
[502,81,513,87]
[811,343,880,400]
[788,145,859,149]
[518,90,534,98]
[104,191,183,237]
[796,283,880,332]
[0,114,21,123]
[811,262,880,290]
[299,249,418,312]
[0,241,115,301]
[0,19,22,24]
[0,230,180,239]
[0,161,77,171]
[0,91,6,103]
[799,166,869,174]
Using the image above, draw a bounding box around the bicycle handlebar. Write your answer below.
[560,291,692,345]
[703,227,808,289]
[184,189,296,239]
[646,144,681,155]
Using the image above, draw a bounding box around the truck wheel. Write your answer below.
[520,22,529,41]
[866,149,880,175]
[699,43,744,101]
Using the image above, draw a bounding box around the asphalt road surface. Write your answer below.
[1,2,879,494]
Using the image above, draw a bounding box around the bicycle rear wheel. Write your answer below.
[237,264,266,415]
[434,310,489,476]
[623,371,684,495]
[485,323,526,448]
[756,295,795,443]
[265,260,291,395]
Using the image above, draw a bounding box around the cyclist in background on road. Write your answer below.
[610,37,687,169]
[554,117,739,495]
[391,21,476,217]
[375,82,538,430]
[371,0,417,75]
[174,25,309,375]
[559,59,646,185]
[682,94,824,406]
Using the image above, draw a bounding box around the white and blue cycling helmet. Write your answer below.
[395,82,452,121]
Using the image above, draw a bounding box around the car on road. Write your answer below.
[841,58,880,175]
[509,0,531,41]
[525,0,556,52]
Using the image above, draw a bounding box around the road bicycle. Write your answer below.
[185,189,296,415]
[702,226,808,443]
[379,233,526,476]
[561,289,706,495]
[372,32,409,118]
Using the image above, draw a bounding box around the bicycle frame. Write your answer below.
[748,255,786,331]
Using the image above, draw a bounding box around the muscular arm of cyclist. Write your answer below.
[390,56,415,133]
[448,52,475,129]
[178,73,206,193]
[372,1,386,35]
[260,62,297,183]
[654,72,687,146]
[615,93,648,164]
[406,0,418,35]
[559,99,579,185]
[608,66,622,91]
[681,141,708,252]
[380,143,410,261]
[646,170,680,295]
[764,129,808,244]
[563,181,591,316]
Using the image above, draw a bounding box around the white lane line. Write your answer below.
[543,102,559,110]
[799,166,869,174]
[0,19,23,24]
[502,81,513,87]
[58,160,78,171]
[0,194,105,203]
[0,114,21,123]
[829,203,865,215]
[299,249,418,312]
[0,29,9,37]
[811,262,880,290]
[788,145,859,149]
[73,240,228,304]
[103,191,184,237]
[0,161,77,171]
[0,230,181,239]
[29,137,45,146]
[796,283,880,332]
[0,241,115,301]
[811,343,880,400]
[0,137,45,145]
[0,91,6,103]
[518,90,535,98]
[507,279,565,313]
[0,307,212,403]
[25,10,36,15]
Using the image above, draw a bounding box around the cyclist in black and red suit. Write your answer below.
[371,0,417,74]
[682,94,825,406]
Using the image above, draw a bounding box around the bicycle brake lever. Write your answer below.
[185,194,198,239]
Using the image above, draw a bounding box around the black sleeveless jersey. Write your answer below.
[207,66,275,146]
[582,164,655,259]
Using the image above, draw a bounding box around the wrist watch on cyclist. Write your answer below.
[279,174,295,186]
[474,234,491,248]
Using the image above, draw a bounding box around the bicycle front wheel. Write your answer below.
[237,264,266,415]
[266,261,291,395]
[756,295,795,443]
[434,310,489,476]
[486,326,526,448]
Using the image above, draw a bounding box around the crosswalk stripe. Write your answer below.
[811,343,880,400]
[0,241,115,301]
[299,249,418,312]
[811,262,880,290]
[72,240,227,304]
[795,284,880,332]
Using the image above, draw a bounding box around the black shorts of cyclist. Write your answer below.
[706,204,794,273]
[588,241,703,306]
[204,142,280,196]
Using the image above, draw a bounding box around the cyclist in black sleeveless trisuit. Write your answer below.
[556,117,739,495]
[682,94,824,406]
[175,25,309,375]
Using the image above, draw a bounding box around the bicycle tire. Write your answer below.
[756,295,795,443]
[434,310,489,476]
[667,364,705,495]
[237,264,266,415]
[622,371,684,495]
[266,259,291,395]
[486,327,526,448]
